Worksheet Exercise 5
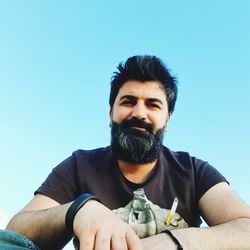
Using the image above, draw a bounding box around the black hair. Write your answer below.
[109,55,178,114]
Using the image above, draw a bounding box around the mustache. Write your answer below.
[120,118,153,133]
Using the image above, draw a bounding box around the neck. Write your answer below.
[117,160,158,184]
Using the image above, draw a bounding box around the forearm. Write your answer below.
[172,218,250,250]
[7,198,142,250]
[6,203,73,249]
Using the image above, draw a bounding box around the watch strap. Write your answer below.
[65,193,100,231]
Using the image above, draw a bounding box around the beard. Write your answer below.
[111,118,164,164]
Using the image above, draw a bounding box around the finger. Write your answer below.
[111,233,128,250]
[79,232,96,250]
[126,229,142,250]
[94,230,111,250]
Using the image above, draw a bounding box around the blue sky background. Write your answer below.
[0,0,249,244]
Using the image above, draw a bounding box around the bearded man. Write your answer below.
[3,55,250,250]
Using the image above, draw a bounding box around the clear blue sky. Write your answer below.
[0,0,249,233]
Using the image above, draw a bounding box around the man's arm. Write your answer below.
[6,194,73,249]
[6,194,142,250]
[141,182,250,250]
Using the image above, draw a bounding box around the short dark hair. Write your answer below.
[109,55,178,114]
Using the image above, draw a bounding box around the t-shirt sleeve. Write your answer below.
[35,153,79,204]
[193,158,229,201]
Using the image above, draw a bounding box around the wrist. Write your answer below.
[162,230,183,250]
[65,193,101,232]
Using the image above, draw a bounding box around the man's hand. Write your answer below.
[73,200,142,250]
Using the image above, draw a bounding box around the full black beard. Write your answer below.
[111,118,164,164]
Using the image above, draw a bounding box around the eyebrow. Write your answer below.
[120,95,163,105]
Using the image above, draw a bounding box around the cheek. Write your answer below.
[150,113,168,128]
[111,107,129,123]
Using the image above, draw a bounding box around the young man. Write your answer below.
[3,55,250,249]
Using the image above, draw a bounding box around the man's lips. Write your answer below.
[130,126,147,132]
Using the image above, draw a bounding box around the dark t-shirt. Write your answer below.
[35,146,227,227]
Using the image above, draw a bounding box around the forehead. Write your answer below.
[116,80,167,102]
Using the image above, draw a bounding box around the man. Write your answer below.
[3,55,250,249]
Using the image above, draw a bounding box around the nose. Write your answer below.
[131,102,147,120]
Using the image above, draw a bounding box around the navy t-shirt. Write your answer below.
[35,146,227,227]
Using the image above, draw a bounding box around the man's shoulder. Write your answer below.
[161,146,206,171]
[162,146,193,160]
[72,146,113,163]
[73,146,112,155]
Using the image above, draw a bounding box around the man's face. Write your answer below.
[110,80,170,164]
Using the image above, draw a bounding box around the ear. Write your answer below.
[109,108,113,127]
[164,113,171,132]
[109,107,113,118]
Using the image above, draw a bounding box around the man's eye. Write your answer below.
[148,103,160,109]
[121,100,133,106]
